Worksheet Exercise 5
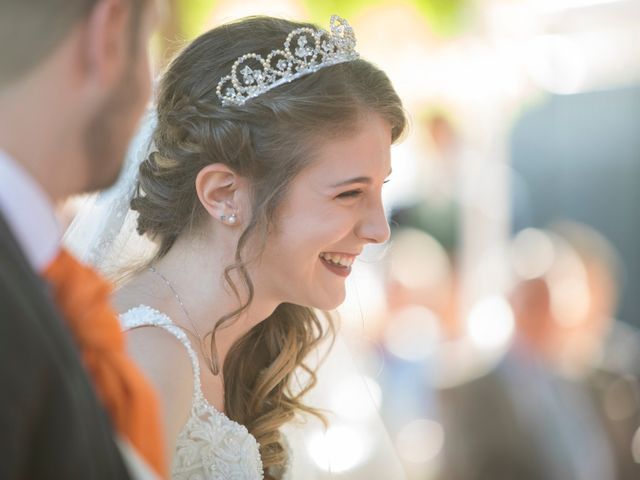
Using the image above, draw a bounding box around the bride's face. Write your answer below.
[256,113,393,310]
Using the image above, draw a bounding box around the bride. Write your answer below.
[68,14,405,479]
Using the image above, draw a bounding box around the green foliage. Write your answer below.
[304,0,471,37]
[177,0,217,39]
[175,0,472,42]
[303,0,386,24]
[413,0,470,37]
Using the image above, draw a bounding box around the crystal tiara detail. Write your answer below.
[216,15,359,106]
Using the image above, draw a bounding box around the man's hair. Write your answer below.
[0,0,145,87]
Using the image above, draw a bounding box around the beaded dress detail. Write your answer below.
[120,305,264,480]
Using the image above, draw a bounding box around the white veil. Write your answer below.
[63,108,407,479]
[285,334,406,478]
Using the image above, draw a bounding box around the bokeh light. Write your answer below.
[329,375,383,421]
[396,418,445,464]
[511,228,556,280]
[466,296,515,350]
[307,425,370,473]
[383,305,441,361]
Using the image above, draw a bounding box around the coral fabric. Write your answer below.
[43,248,166,478]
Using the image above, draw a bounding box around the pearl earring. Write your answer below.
[220,213,238,225]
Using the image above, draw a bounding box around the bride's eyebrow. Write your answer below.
[330,169,393,188]
[331,176,372,188]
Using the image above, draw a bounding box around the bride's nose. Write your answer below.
[356,198,390,244]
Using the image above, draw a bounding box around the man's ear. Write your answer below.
[81,0,130,90]
[195,164,245,226]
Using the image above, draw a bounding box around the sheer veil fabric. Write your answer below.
[63,109,407,479]
[64,109,158,278]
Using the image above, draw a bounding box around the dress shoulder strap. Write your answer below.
[120,305,207,408]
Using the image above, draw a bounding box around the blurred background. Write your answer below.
[109,0,640,478]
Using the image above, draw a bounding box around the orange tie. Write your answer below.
[43,248,167,478]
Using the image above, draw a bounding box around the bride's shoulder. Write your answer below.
[123,309,193,393]
[123,309,194,443]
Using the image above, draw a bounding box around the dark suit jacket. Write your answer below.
[438,350,639,480]
[438,362,559,480]
[0,214,131,479]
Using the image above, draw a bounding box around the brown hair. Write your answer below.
[0,0,147,87]
[131,16,406,477]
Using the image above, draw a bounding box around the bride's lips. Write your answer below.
[319,252,357,278]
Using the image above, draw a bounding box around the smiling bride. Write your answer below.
[67,14,406,480]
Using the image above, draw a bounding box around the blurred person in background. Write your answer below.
[0,0,163,478]
[549,221,640,376]
[437,228,629,480]
[378,228,455,436]
[550,221,640,478]
[375,227,495,479]
[380,110,465,447]
[390,110,462,256]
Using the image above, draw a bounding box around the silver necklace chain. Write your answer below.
[147,265,219,375]
[148,266,208,341]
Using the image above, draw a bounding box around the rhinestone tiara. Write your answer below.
[216,15,359,107]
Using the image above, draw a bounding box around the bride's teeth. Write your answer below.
[321,253,354,267]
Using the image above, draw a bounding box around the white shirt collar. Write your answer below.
[0,149,61,272]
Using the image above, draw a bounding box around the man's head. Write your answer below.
[0,0,158,197]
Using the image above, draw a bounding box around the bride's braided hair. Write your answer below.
[130,16,405,477]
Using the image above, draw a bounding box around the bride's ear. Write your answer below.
[195,164,246,226]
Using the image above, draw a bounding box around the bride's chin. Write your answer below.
[310,291,346,311]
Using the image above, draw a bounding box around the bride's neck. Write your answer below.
[138,231,279,368]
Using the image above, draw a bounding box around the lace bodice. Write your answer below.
[120,305,264,480]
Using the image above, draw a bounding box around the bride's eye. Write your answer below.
[337,189,363,199]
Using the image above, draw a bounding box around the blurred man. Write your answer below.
[550,221,640,479]
[0,0,161,478]
[438,229,623,480]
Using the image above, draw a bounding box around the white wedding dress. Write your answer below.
[120,305,266,480]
